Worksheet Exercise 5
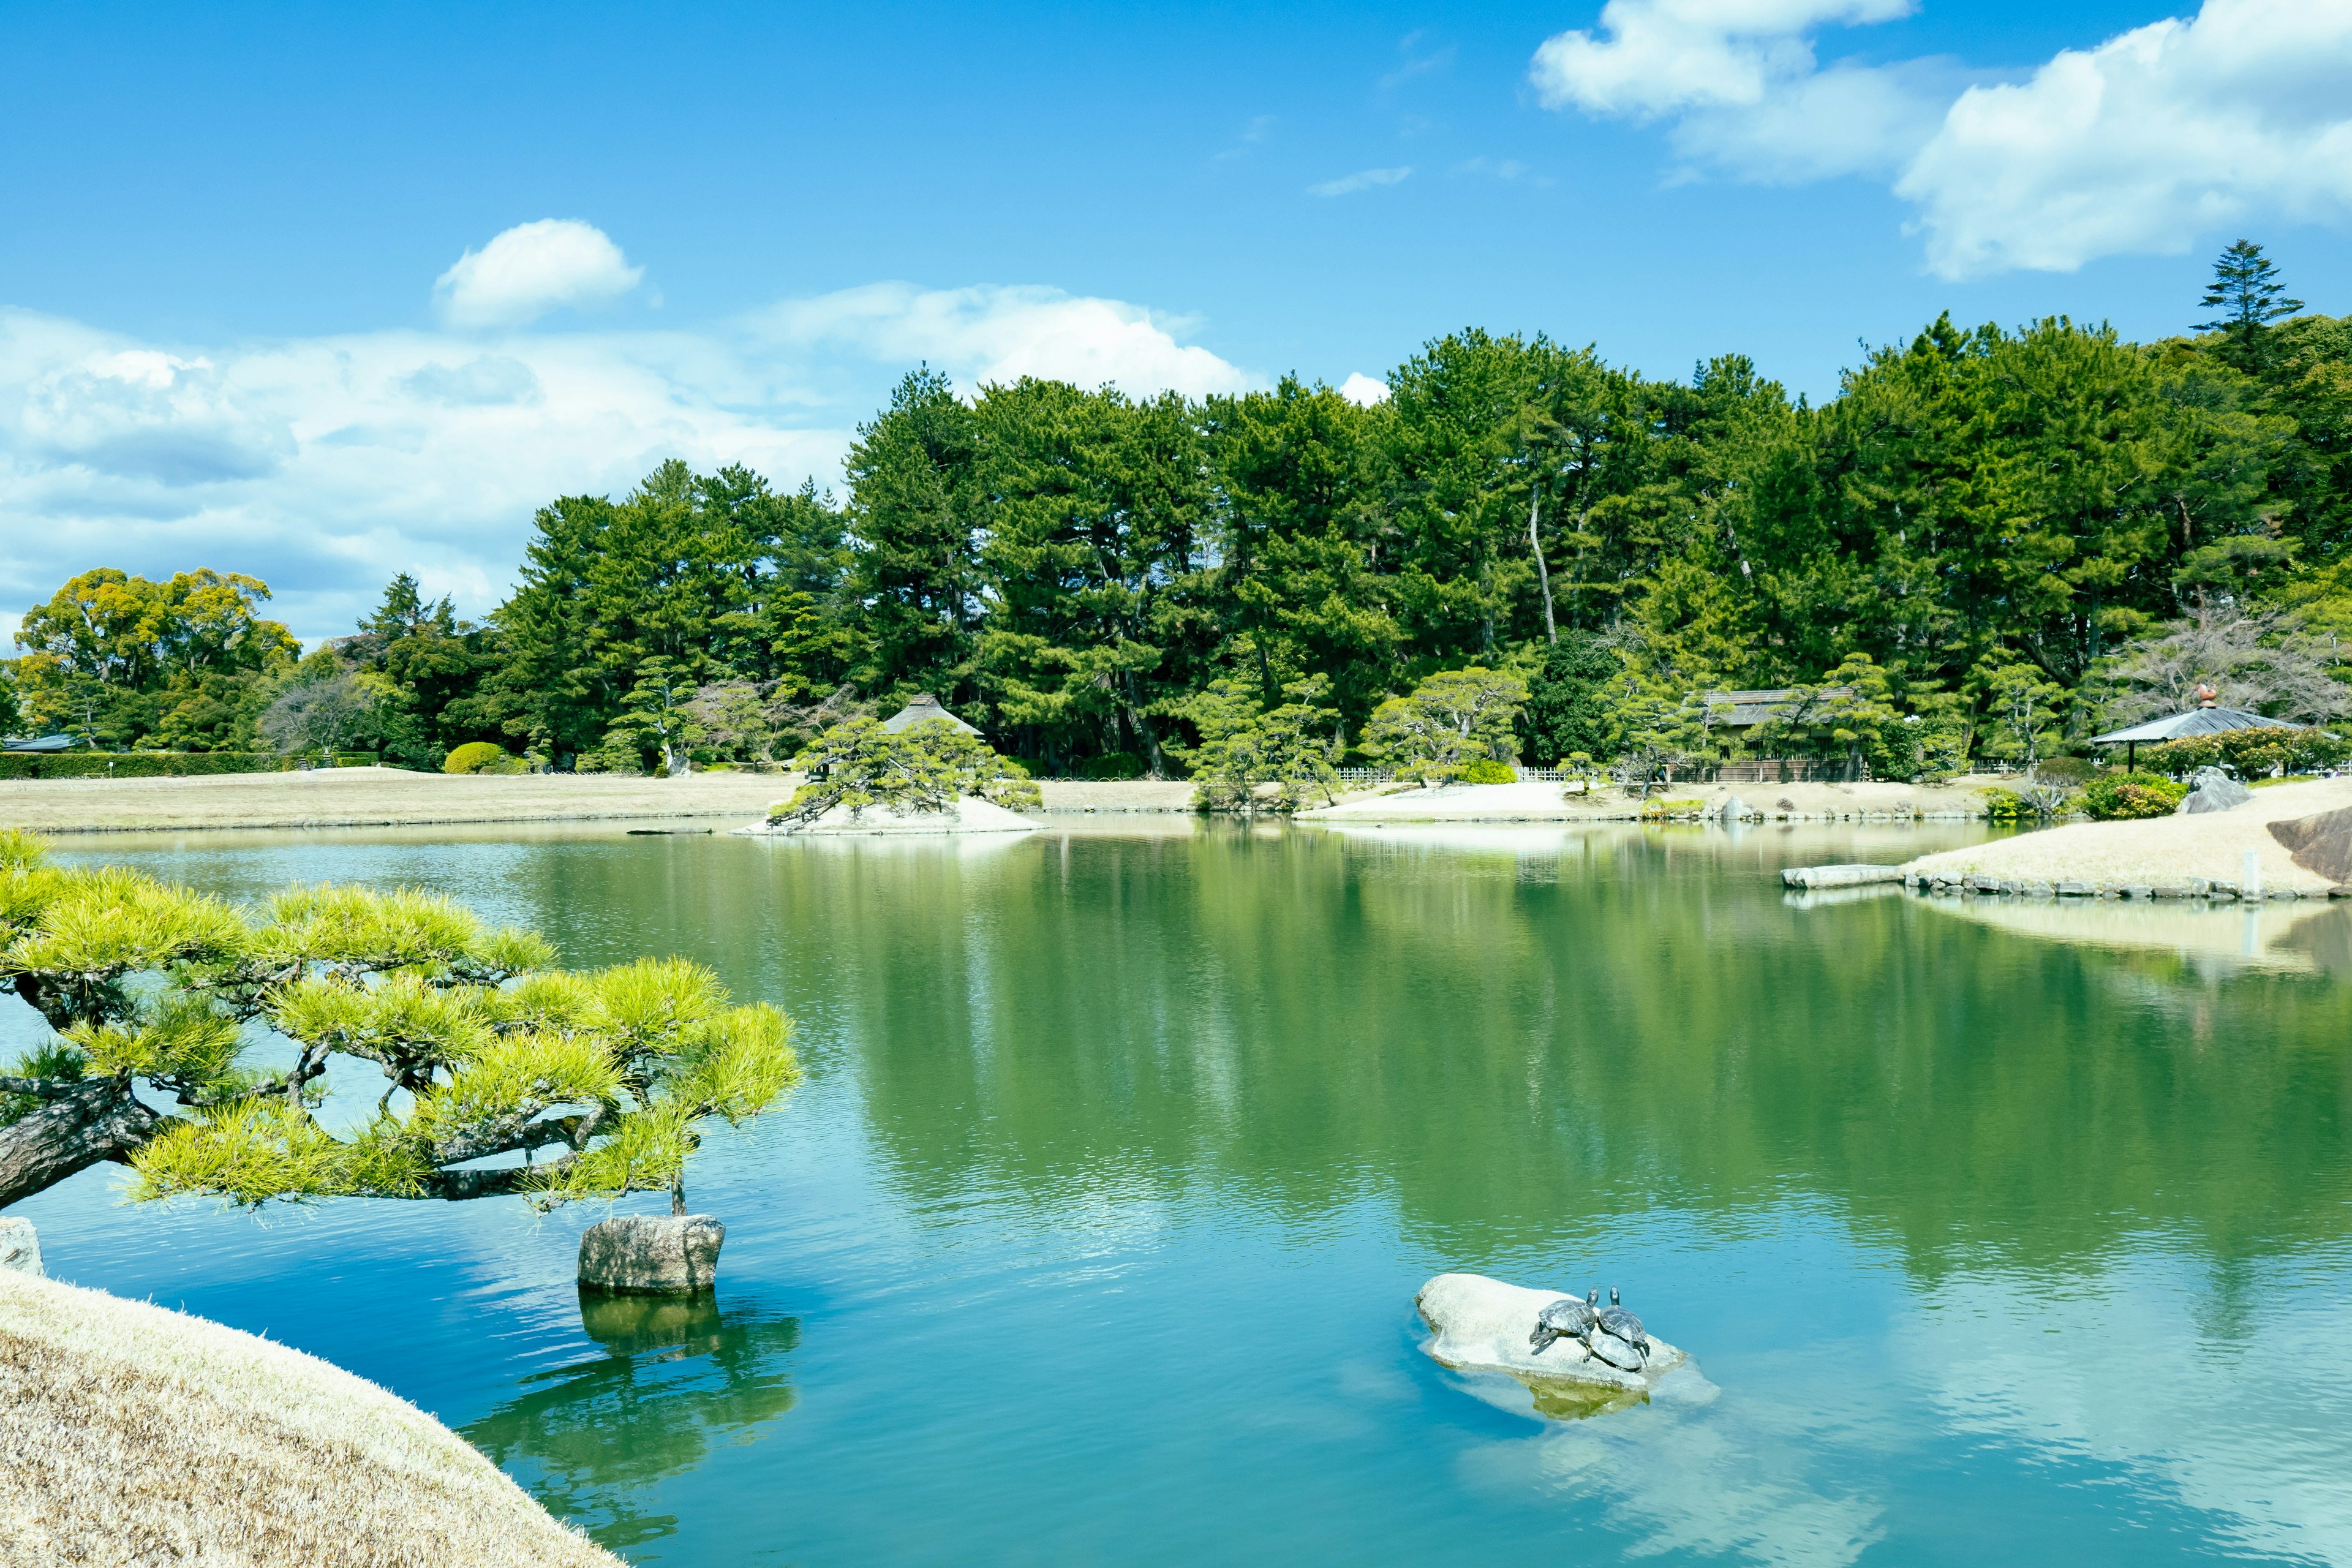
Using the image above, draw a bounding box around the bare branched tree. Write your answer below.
[2095,603,2349,728]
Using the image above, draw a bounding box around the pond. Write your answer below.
[12,818,2352,1567]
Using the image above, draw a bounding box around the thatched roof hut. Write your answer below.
[880,695,980,736]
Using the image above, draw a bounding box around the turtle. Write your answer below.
[1528,1288,1599,1354]
[1587,1286,1651,1371]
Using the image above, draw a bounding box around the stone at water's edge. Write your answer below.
[1782,863,1903,889]
[2271,804,2352,886]
[578,1214,725,1295]
[0,1218,42,1278]
[1415,1272,1694,1400]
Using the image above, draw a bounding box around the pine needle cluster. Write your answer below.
[0,831,798,1210]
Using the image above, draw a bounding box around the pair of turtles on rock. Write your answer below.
[1529,1286,1650,1371]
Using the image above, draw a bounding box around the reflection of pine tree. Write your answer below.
[462,1295,802,1551]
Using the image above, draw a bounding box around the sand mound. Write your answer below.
[1905,777,2352,892]
[738,794,1041,835]
[0,1269,619,1568]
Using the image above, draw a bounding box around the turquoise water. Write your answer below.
[12,818,2352,1567]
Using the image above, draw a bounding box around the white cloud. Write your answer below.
[433,219,645,329]
[1309,166,1414,198]
[0,277,1257,646]
[756,282,1257,400]
[1898,0,2352,277]
[1531,0,1915,117]
[1530,0,2352,275]
[1338,372,1392,406]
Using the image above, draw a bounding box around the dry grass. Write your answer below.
[1905,776,2352,892]
[0,1270,621,1568]
[0,767,1211,834]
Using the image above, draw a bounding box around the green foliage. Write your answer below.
[442,741,512,775]
[1182,676,1343,815]
[2138,725,2350,778]
[771,717,1041,824]
[0,832,799,1209]
[2081,771,2189,820]
[1361,667,1528,781]
[1077,751,1145,780]
[2035,756,2096,785]
[1457,757,1518,784]
[0,752,282,780]
[1521,632,1621,764]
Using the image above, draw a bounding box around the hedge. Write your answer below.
[0,752,284,781]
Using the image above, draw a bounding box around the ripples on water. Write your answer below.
[12,818,2352,1566]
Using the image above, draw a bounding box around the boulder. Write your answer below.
[2177,766,2254,815]
[1720,796,1748,822]
[0,1218,42,1278]
[1781,864,1904,889]
[1415,1272,1689,1398]
[2268,804,2352,886]
[578,1214,725,1295]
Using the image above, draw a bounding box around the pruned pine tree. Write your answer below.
[769,717,1042,826]
[0,830,797,1212]
[1182,676,1343,815]
[1360,667,1529,782]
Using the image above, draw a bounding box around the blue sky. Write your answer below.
[5,0,2350,644]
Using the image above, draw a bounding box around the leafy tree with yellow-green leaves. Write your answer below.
[0,830,797,1212]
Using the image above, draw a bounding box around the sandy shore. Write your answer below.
[0,767,1204,834]
[1902,777,2352,894]
[1300,777,1993,823]
[0,1267,619,1566]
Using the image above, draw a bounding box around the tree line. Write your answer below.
[7,241,2348,781]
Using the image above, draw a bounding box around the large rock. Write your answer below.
[1782,863,1903,889]
[2177,766,2254,815]
[578,1214,725,1295]
[2269,804,2352,885]
[0,1218,42,1278]
[1415,1272,1689,1400]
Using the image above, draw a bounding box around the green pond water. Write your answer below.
[13,817,2352,1567]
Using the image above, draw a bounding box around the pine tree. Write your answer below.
[2197,239,2303,370]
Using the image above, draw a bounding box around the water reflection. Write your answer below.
[462,1294,802,1551]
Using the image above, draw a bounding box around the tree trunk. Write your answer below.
[0,1077,164,1210]
[1529,490,1556,645]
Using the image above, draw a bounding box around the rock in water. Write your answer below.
[2270,805,2352,885]
[578,1215,725,1295]
[0,1218,42,1278]
[2177,766,2254,815]
[1415,1272,1688,1395]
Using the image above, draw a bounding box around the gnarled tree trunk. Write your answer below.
[0,1077,162,1210]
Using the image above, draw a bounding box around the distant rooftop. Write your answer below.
[2089,706,2293,745]
[880,694,981,736]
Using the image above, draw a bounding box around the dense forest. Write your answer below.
[7,242,2350,782]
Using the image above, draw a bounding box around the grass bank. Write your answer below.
[1902,777,2352,895]
[0,1268,619,1567]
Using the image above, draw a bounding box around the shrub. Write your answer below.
[442,742,510,775]
[2034,756,2095,785]
[1981,788,2032,823]
[2081,771,2187,820]
[0,752,282,781]
[1077,751,1145,780]
[1457,757,1518,784]
[2142,726,2349,779]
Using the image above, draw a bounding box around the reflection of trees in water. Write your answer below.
[488,830,2352,1276]
[462,1292,801,1551]
[752,831,2352,1275]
